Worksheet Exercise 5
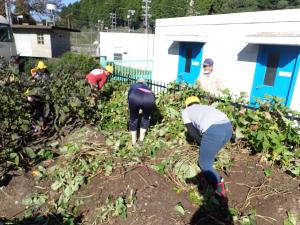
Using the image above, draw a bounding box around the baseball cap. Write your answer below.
[203,58,214,66]
[137,78,146,83]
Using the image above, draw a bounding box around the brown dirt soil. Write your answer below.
[0,171,37,219]
[77,166,198,225]
[0,126,299,225]
[225,153,300,225]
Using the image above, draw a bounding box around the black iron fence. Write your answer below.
[109,73,172,94]
[109,73,300,122]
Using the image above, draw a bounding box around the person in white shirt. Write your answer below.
[197,58,224,97]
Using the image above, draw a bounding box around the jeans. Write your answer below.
[199,122,232,184]
[128,90,155,131]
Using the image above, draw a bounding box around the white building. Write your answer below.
[12,25,79,58]
[152,9,300,111]
[99,32,154,70]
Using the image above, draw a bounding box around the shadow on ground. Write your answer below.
[0,213,82,225]
[186,173,234,225]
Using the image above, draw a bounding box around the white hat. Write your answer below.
[137,78,146,83]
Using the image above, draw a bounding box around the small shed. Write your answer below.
[12,25,80,58]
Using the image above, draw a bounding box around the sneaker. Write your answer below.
[215,178,227,198]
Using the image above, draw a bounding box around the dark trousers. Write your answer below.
[128,91,155,131]
[199,122,232,184]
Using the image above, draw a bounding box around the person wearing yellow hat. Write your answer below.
[31,61,49,79]
[86,65,113,91]
[182,96,232,199]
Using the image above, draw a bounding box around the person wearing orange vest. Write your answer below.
[86,65,113,91]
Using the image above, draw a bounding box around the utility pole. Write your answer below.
[127,9,135,32]
[95,19,104,57]
[142,0,151,34]
[4,0,12,25]
[109,12,117,31]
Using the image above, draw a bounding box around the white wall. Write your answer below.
[99,32,154,69]
[13,33,33,56]
[14,32,52,58]
[152,9,300,110]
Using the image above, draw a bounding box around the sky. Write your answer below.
[62,0,79,6]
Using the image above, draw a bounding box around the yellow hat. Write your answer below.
[24,89,30,96]
[185,96,200,107]
[37,61,47,69]
[105,65,113,74]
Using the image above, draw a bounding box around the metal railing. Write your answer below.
[109,73,166,94]
[107,60,152,81]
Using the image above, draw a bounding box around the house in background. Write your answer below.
[12,25,80,58]
[152,9,300,111]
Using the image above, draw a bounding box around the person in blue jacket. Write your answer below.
[128,78,156,145]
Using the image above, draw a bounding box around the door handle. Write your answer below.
[256,85,262,90]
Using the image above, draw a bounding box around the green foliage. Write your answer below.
[49,52,99,77]
[97,195,128,222]
[284,212,298,225]
[175,202,186,215]
[60,0,300,29]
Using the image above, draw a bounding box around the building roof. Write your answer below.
[156,9,300,27]
[12,25,80,32]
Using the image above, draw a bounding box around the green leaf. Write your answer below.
[284,213,297,225]
[263,169,271,177]
[235,126,245,140]
[25,147,36,159]
[188,189,203,206]
[175,202,185,215]
[51,180,64,191]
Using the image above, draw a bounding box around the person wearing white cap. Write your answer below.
[197,58,224,97]
[128,78,156,145]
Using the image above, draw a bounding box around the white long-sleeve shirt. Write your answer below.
[197,72,224,97]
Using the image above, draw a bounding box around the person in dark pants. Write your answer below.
[182,96,232,198]
[25,88,47,133]
[128,78,155,145]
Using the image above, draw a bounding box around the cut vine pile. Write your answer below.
[0,53,299,225]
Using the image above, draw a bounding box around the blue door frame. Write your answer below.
[177,42,204,85]
[250,45,300,106]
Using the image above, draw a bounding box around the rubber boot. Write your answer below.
[139,128,147,142]
[130,131,137,145]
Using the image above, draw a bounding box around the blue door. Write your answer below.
[177,42,204,85]
[250,45,299,106]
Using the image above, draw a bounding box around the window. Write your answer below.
[185,48,192,73]
[114,53,122,60]
[263,52,280,86]
[0,23,13,42]
[37,33,44,44]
